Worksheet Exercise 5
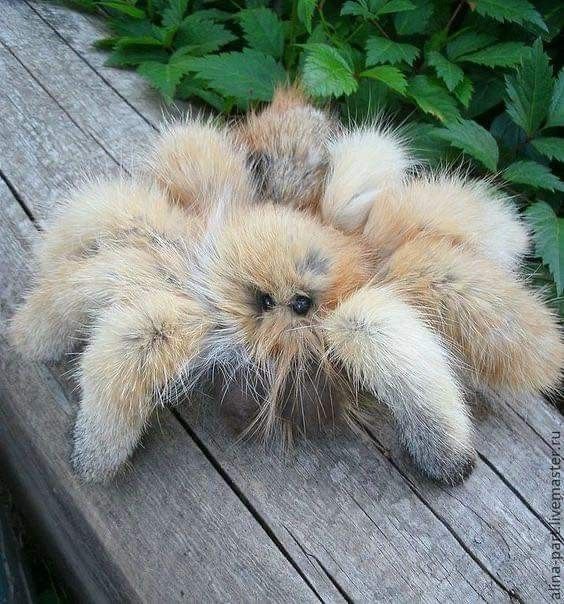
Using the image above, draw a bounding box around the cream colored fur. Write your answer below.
[10,87,563,484]
[322,125,413,231]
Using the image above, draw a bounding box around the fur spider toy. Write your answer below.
[11,88,563,484]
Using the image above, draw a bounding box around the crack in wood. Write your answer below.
[363,427,525,604]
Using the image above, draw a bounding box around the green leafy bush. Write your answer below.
[69,0,563,314]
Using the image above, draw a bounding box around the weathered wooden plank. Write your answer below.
[27,0,167,127]
[471,391,562,531]
[369,405,552,602]
[0,44,117,221]
[0,1,157,167]
[180,398,552,602]
[0,179,318,603]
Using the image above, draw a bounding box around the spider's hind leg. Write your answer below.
[236,86,337,212]
[147,117,255,212]
[325,285,475,485]
[386,235,563,396]
[72,291,208,482]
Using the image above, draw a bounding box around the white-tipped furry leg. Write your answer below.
[384,235,564,396]
[363,173,530,271]
[9,287,76,361]
[325,286,475,485]
[401,175,530,271]
[321,125,412,232]
[146,118,256,214]
[71,292,208,482]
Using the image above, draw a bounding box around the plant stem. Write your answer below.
[445,1,465,35]
[285,0,298,71]
[371,19,390,39]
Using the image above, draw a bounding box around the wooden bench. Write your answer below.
[0,1,560,600]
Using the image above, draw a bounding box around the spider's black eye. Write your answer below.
[259,293,276,312]
[291,294,312,316]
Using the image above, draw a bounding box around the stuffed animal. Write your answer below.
[10,88,563,484]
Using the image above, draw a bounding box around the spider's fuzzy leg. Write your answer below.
[9,179,191,361]
[385,235,564,395]
[146,117,255,214]
[72,292,208,482]
[236,86,336,212]
[321,124,413,232]
[324,285,475,486]
[364,173,530,273]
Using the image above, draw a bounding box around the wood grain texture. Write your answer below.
[0,1,156,164]
[28,0,170,127]
[0,43,116,222]
[180,399,550,602]
[472,391,562,530]
[0,1,560,600]
[0,179,318,603]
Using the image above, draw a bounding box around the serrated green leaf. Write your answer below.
[137,60,185,101]
[474,0,547,31]
[404,122,451,163]
[361,65,407,94]
[467,72,505,117]
[162,0,188,27]
[108,18,154,37]
[407,75,461,123]
[505,39,553,135]
[453,76,473,107]
[175,15,236,55]
[446,31,496,61]
[531,137,564,162]
[181,49,287,103]
[188,9,233,22]
[525,201,564,295]
[302,44,357,97]
[427,51,464,91]
[94,36,119,49]
[504,160,564,191]
[376,0,414,15]
[116,35,164,48]
[297,0,316,33]
[365,36,419,66]
[459,42,527,67]
[546,69,564,128]
[435,119,499,170]
[176,75,226,111]
[239,8,284,59]
[394,0,432,34]
[341,1,371,18]
[105,45,169,67]
[96,1,146,18]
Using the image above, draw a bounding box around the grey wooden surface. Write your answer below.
[0,1,560,601]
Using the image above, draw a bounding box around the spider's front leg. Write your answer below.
[72,291,209,482]
[325,285,475,485]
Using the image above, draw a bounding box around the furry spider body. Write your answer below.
[11,89,563,484]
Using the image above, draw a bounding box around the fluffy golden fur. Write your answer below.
[11,87,563,484]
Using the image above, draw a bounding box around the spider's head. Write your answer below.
[193,204,371,437]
